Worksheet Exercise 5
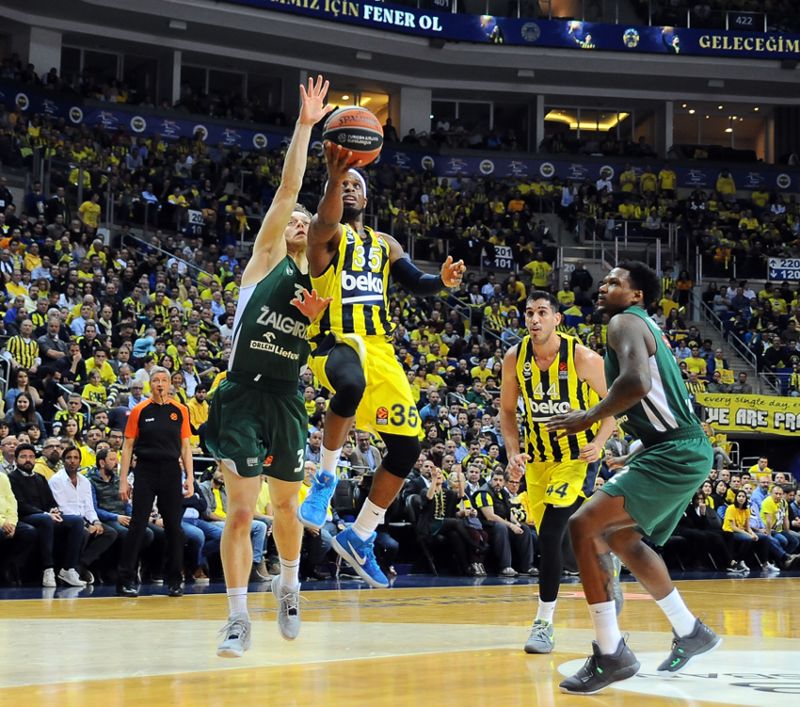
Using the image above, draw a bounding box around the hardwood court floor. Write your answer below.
[1,576,799,706]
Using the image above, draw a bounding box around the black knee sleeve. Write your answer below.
[380,433,421,478]
[325,344,366,418]
[538,498,583,602]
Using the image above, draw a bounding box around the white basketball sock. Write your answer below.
[227,587,248,617]
[656,588,697,637]
[352,498,386,541]
[320,445,342,479]
[279,556,300,591]
[536,599,557,624]
[589,600,623,655]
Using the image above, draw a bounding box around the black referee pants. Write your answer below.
[118,462,184,586]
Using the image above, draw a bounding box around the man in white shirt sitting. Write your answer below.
[49,445,118,583]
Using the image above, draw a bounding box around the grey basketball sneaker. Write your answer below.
[559,637,640,695]
[524,619,555,654]
[272,574,301,640]
[656,618,721,673]
[217,613,252,658]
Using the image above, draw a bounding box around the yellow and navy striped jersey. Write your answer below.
[309,224,393,338]
[516,333,599,463]
[6,335,39,370]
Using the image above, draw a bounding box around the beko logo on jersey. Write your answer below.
[528,400,571,415]
[342,271,384,294]
[255,306,307,337]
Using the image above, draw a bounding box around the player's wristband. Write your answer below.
[390,256,444,295]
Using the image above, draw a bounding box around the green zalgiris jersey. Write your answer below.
[228,255,312,384]
[604,306,703,445]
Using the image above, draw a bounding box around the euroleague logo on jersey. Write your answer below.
[559,361,569,380]
[170,412,178,421]
[376,406,389,425]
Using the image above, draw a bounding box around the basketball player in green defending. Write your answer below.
[206,75,333,657]
[546,261,720,695]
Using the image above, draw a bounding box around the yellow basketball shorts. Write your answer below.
[524,459,588,531]
[309,333,420,438]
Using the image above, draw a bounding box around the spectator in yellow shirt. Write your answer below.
[78,192,101,231]
[640,166,657,195]
[684,347,708,377]
[619,165,637,193]
[716,169,737,203]
[523,251,552,289]
[557,280,575,307]
[658,165,677,196]
[738,210,759,231]
[470,359,492,384]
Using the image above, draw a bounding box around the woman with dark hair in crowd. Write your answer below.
[158,353,177,373]
[170,371,189,406]
[4,392,46,436]
[4,368,42,410]
[708,479,729,512]
[417,467,485,576]
[723,489,769,571]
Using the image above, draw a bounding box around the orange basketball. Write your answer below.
[323,106,383,166]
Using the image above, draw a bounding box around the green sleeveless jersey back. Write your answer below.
[228,256,312,384]
[604,306,703,445]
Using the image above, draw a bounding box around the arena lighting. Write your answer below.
[688,109,696,114]
[168,19,187,30]
[718,105,724,109]
[544,111,630,131]
[754,106,760,111]
[341,94,350,100]
[681,103,687,108]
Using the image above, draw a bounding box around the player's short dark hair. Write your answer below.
[526,290,560,312]
[618,260,661,309]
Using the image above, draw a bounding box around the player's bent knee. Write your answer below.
[381,433,421,478]
[329,383,365,418]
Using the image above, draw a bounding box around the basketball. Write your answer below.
[322,106,383,165]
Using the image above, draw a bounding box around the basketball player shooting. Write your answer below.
[297,139,465,589]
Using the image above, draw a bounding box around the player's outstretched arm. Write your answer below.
[309,142,355,245]
[500,346,528,481]
[252,75,333,257]
[384,235,465,294]
[546,314,653,436]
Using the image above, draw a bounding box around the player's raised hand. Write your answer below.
[546,409,593,437]
[440,255,466,288]
[323,141,360,179]
[291,288,333,321]
[299,74,335,126]
[506,453,530,482]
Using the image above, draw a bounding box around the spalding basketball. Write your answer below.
[322,106,383,165]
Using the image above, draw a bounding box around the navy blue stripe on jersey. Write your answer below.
[539,360,563,463]
[559,338,581,459]
[362,238,377,335]
[341,234,356,332]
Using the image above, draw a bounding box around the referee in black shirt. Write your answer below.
[117,366,194,597]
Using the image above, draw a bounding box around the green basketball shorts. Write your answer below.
[600,430,713,547]
[205,378,306,481]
